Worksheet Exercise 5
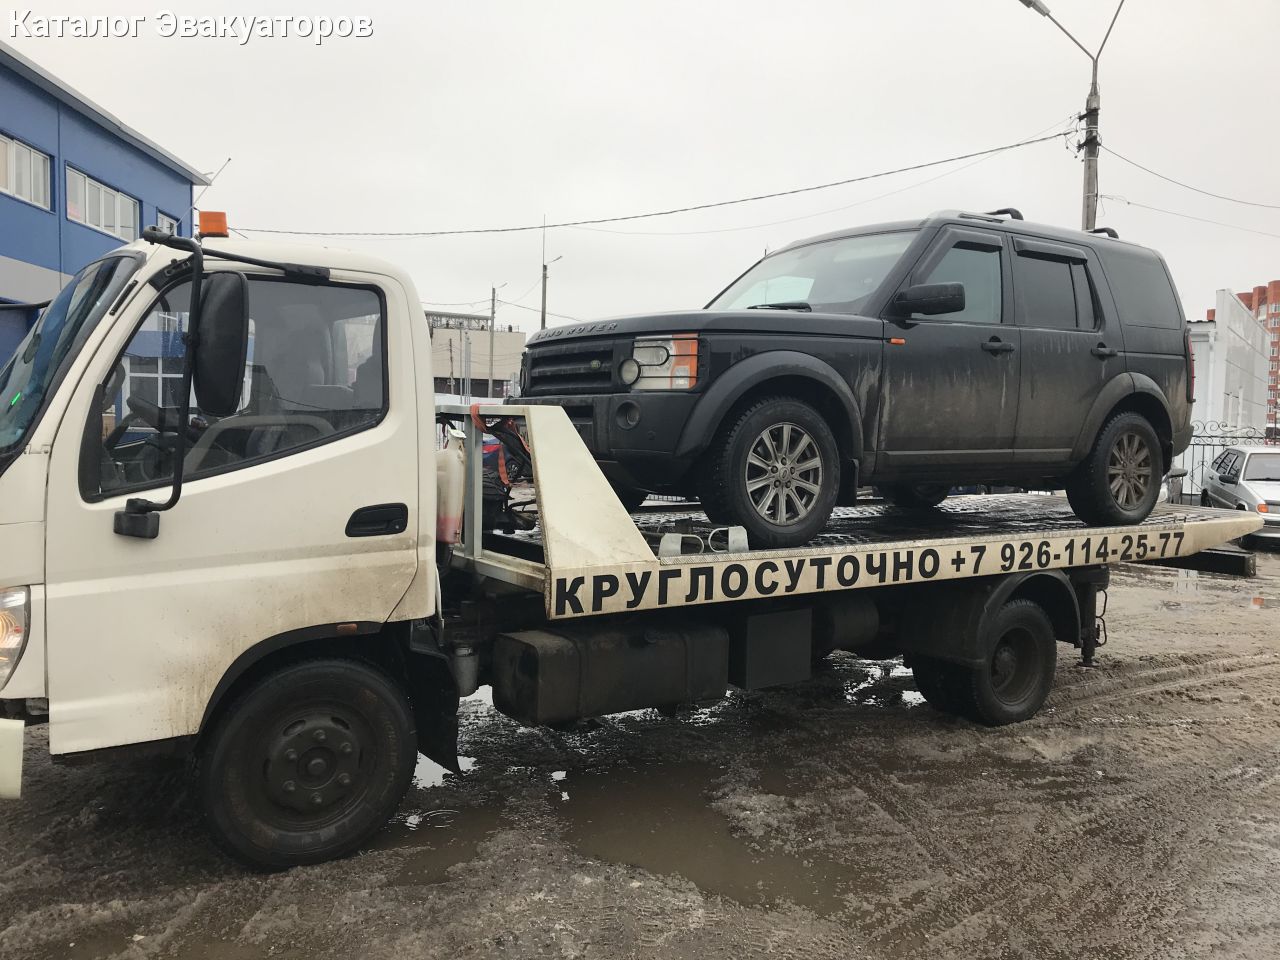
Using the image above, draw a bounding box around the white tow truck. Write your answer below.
[0,223,1262,869]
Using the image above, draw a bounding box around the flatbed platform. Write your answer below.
[440,405,1264,620]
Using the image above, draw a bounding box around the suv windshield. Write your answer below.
[0,254,139,465]
[709,230,917,315]
[1244,452,1280,482]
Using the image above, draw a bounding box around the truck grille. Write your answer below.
[525,339,622,395]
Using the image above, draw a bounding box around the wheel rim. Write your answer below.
[744,421,824,525]
[253,701,375,829]
[989,627,1040,706]
[1106,431,1153,510]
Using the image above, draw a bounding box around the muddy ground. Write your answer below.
[2,552,1279,960]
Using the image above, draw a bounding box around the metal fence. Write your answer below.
[1172,421,1279,501]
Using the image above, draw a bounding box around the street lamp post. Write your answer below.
[1017,0,1126,232]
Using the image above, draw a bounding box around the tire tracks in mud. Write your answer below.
[909,756,1280,960]
[858,739,1280,956]
[1038,652,1280,721]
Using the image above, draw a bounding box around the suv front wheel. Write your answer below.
[1066,411,1163,526]
[698,396,841,549]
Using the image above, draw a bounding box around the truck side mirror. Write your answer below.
[891,282,965,317]
[195,272,250,417]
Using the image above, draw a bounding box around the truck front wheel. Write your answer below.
[199,658,417,870]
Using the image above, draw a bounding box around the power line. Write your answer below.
[237,132,1069,238]
[571,115,1080,238]
[1103,146,1280,211]
[1099,195,1280,241]
[498,299,578,322]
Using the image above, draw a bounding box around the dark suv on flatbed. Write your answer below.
[516,210,1194,547]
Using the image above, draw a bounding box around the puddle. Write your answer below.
[377,802,503,885]
[843,661,927,709]
[557,762,864,915]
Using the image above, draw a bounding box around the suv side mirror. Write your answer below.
[1220,474,1237,486]
[195,272,250,417]
[891,282,965,317]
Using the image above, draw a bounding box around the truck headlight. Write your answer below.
[0,588,28,691]
[626,335,698,391]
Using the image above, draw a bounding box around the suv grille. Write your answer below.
[525,339,622,395]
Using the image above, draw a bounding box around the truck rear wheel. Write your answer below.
[199,658,417,870]
[697,396,840,549]
[953,599,1056,725]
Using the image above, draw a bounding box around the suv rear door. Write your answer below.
[1010,237,1124,463]
[878,225,1019,470]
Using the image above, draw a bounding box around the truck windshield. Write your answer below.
[709,230,917,315]
[0,254,139,465]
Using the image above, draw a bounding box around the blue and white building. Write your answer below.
[0,40,208,358]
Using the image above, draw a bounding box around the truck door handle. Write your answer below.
[981,338,1015,355]
[1091,343,1118,358]
[346,503,409,538]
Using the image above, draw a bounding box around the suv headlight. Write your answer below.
[624,335,699,391]
[0,588,28,691]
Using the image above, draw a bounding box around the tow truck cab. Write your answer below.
[0,227,1262,869]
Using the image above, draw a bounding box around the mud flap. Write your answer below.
[406,622,463,773]
[415,693,461,774]
[0,718,21,799]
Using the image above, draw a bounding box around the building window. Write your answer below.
[156,211,180,235]
[66,168,139,241]
[0,133,52,209]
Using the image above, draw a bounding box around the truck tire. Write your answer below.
[697,396,840,549]
[881,483,951,509]
[1066,412,1162,525]
[199,658,417,870]
[950,599,1057,726]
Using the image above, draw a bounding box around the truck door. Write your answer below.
[43,270,421,755]
[1010,238,1124,463]
[878,226,1019,470]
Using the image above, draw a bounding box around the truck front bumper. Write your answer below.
[0,718,22,798]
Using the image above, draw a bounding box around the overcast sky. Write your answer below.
[11,0,1280,331]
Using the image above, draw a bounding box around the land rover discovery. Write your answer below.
[516,209,1194,548]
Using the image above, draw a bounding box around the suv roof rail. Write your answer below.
[1089,226,1120,239]
[984,208,1024,220]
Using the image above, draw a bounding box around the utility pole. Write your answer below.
[1081,56,1101,232]
[540,216,548,331]
[448,337,455,394]
[1016,0,1125,232]
[488,286,496,399]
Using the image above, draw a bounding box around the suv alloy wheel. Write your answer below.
[1066,411,1163,526]
[698,396,841,549]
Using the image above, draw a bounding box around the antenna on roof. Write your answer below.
[984,208,1024,220]
[1089,226,1120,239]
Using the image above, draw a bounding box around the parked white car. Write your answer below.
[1201,445,1280,544]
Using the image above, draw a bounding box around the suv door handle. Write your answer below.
[346,503,409,538]
[981,338,1015,355]
[1091,343,1118,358]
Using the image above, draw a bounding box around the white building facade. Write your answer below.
[1188,289,1270,431]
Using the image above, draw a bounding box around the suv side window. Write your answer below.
[1014,253,1077,330]
[913,243,1002,325]
[83,275,385,499]
[1096,245,1184,329]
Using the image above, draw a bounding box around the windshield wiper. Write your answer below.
[746,301,812,312]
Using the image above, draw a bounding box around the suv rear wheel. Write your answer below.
[698,396,841,549]
[1066,412,1163,525]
